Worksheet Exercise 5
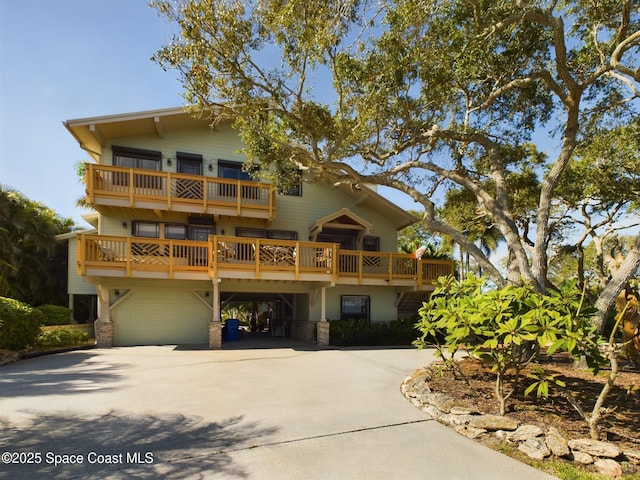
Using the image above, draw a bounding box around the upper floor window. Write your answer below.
[277,169,302,196]
[267,230,298,240]
[236,227,267,238]
[177,152,203,176]
[165,224,187,240]
[279,181,302,197]
[363,236,380,252]
[113,146,161,171]
[218,160,254,181]
[132,221,160,238]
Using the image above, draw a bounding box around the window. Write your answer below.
[165,224,187,240]
[267,230,298,240]
[113,146,162,189]
[175,152,204,199]
[341,295,370,322]
[363,236,380,251]
[218,160,261,200]
[278,171,302,196]
[132,221,159,238]
[113,146,161,170]
[279,182,302,196]
[189,225,215,242]
[177,152,203,175]
[236,227,267,238]
[218,160,254,181]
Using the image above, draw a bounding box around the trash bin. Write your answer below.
[225,319,240,341]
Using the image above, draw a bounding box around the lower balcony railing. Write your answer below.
[77,234,454,286]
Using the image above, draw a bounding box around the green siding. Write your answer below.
[113,289,210,346]
[67,238,97,295]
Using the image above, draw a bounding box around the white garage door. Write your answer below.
[113,289,210,346]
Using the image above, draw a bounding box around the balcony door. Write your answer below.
[218,160,259,200]
[176,153,203,199]
[317,229,356,250]
[112,146,162,190]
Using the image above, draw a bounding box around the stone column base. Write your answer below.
[94,320,114,348]
[209,322,222,349]
[317,321,330,347]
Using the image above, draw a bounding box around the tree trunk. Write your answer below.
[593,232,640,333]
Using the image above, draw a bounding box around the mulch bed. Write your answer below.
[425,355,640,454]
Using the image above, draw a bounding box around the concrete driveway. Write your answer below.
[0,342,556,479]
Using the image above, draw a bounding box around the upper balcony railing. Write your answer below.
[77,234,455,288]
[85,164,275,220]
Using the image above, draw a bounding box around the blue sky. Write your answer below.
[0,0,185,227]
[0,0,421,229]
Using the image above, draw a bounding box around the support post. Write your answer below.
[209,278,222,349]
[317,287,330,347]
[94,283,113,347]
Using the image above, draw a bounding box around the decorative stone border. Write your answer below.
[401,368,640,478]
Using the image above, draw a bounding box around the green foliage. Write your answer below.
[0,186,75,305]
[36,304,73,326]
[524,367,566,399]
[151,0,639,315]
[415,274,605,414]
[329,317,420,346]
[397,211,452,259]
[0,296,44,351]
[36,328,89,348]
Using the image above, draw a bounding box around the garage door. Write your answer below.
[113,289,210,346]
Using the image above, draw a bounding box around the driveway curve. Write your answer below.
[0,343,555,479]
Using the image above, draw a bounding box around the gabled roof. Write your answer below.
[64,107,213,162]
[310,208,373,238]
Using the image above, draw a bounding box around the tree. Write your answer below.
[153,0,640,327]
[0,186,75,305]
[397,210,451,259]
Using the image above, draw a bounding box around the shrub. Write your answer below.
[0,297,44,350]
[329,317,420,346]
[36,304,74,326]
[36,328,89,348]
[414,274,604,415]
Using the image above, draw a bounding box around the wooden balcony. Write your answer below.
[77,234,455,287]
[85,164,275,220]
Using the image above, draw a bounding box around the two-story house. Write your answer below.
[63,107,454,348]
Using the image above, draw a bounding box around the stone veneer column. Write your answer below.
[316,321,330,347]
[209,322,222,349]
[94,319,114,347]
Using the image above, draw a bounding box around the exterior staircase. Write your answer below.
[397,291,432,319]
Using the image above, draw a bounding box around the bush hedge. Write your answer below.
[36,328,89,348]
[329,317,420,346]
[0,297,44,350]
[36,304,74,326]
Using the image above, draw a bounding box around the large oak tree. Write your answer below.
[153,0,640,329]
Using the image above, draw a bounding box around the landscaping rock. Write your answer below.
[455,425,487,439]
[508,424,544,442]
[494,430,510,442]
[425,392,457,413]
[571,451,594,465]
[421,404,443,420]
[518,437,550,461]
[0,350,21,365]
[568,439,621,459]
[544,427,570,457]
[450,406,478,415]
[623,449,640,465]
[594,458,623,478]
[468,414,519,431]
[439,413,472,426]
